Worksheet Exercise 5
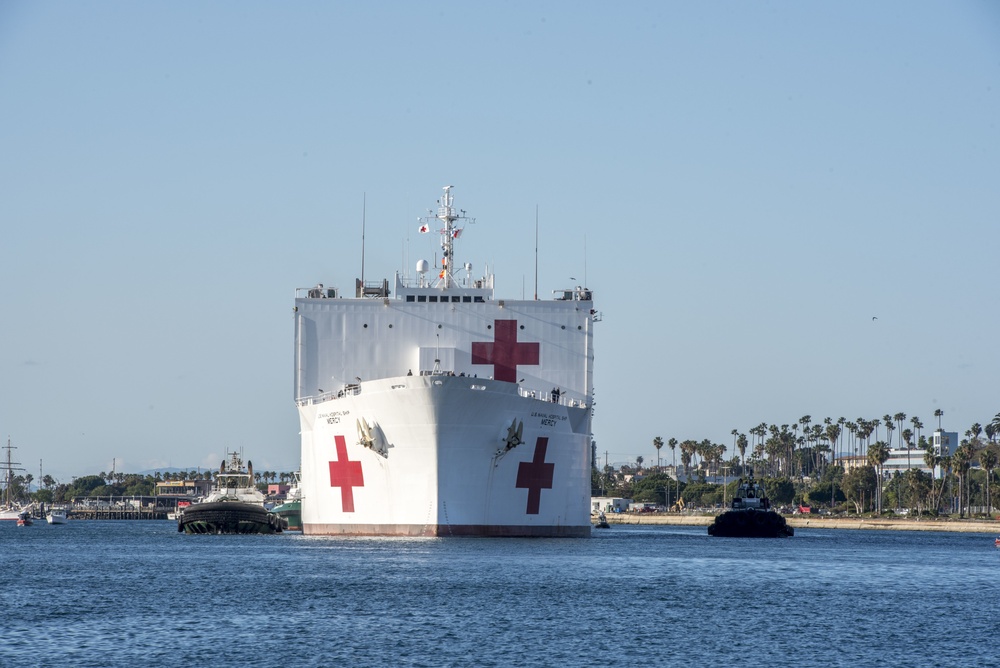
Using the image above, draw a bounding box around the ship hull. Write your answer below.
[177,501,287,535]
[299,375,592,537]
[707,509,794,538]
[272,500,302,531]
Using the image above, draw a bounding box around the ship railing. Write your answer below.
[552,286,593,302]
[297,383,361,406]
[296,286,338,299]
[518,387,587,409]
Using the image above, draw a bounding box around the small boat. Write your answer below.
[995,537,1000,548]
[0,506,26,521]
[177,451,287,535]
[271,471,302,531]
[16,511,33,526]
[47,509,68,524]
[593,511,610,529]
[708,471,793,538]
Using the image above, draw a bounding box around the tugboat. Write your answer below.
[177,451,287,534]
[271,471,302,531]
[707,471,793,538]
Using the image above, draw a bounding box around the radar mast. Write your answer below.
[421,185,475,289]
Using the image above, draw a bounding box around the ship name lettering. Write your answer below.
[319,410,351,423]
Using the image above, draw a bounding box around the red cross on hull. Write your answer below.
[516,437,554,514]
[328,435,364,513]
[471,319,540,383]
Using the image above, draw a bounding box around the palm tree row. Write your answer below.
[641,411,1000,515]
[141,469,298,485]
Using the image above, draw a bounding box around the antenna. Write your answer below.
[534,204,539,300]
[360,193,367,289]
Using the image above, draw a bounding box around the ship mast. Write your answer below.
[3,437,24,508]
[422,185,475,289]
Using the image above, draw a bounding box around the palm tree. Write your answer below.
[680,440,695,481]
[825,422,842,506]
[894,412,906,445]
[978,446,998,514]
[952,444,971,518]
[868,441,890,514]
[799,416,811,473]
[737,433,748,473]
[939,454,953,513]
[924,445,940,512]
[934,409,944,430]
[653,436,663,471]
[911,416,923,447]
[668,437,679,502]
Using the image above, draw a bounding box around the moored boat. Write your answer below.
[47,508,68,524]
[16,511,33,526]
[0,507,25,521]
[2,438,29,521]
[271,471,302,531]
[177,451,287,535]
[707,472,793,538]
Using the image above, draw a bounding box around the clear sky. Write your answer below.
[1,2,998,482]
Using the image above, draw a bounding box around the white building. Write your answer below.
[883,429,958,478]
[591,497,631,513]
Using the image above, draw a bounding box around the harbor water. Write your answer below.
[2,521,997,667]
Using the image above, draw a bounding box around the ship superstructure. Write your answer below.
[294,186,596,536]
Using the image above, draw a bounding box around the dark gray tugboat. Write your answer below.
[177,451,287,535]
[707,472,793,538]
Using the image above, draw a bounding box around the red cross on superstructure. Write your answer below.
[328,434,364,513]
[471,319,540,383]
[516,437,554,515]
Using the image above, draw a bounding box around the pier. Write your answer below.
[67,507,169,521]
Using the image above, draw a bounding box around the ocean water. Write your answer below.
[1,521,997,667]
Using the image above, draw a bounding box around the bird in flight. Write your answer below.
[872,316,878,321]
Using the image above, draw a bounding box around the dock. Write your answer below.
[67,507,169,521]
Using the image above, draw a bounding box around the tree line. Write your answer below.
[595,410,1000,518]
[3,468,299,505]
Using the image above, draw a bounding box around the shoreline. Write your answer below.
[603,513,998,534]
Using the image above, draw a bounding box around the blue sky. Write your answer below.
[1,2,998,482]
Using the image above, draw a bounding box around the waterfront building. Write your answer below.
[837,429,959,478]
[591,497,631,513]
[154,479,213,499]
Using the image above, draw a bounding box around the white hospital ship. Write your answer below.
[294,186,596,536]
